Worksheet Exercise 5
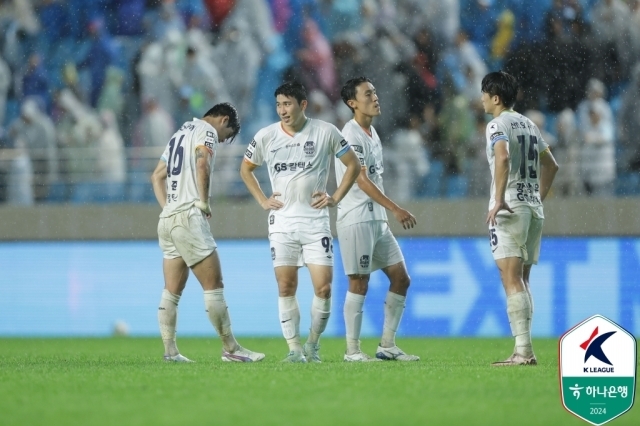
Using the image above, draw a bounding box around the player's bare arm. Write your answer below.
[311,148,360,209]
[539,148,559,202]
[355,166,416,229]
[240,159,284,210]
[195,145,212,218]
[151,160,168,208]
[486,140,514,226]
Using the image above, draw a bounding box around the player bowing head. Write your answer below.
[203,102,241,144]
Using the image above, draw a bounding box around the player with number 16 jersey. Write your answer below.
[159,118,218,218]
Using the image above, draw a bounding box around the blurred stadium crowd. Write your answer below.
[0,0,639,204]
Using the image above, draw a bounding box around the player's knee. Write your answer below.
[315,283,331,299]
[391,273,411,292]
[348,275,369,294]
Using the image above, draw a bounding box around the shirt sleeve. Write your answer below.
[329,124,350,158]
[342,125,366,166]
[244,129,265,166]
[196,126,217,155]
[536,127,550,154]
[486,120,509,151]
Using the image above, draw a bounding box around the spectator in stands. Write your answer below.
[133,97,174,150]
[577,78,612,135]
[618,64,640,180]
[38,0,69,51]
[460,0,500,59]
[580,103,616,196]
[212,18,262,121]
[55,89,102,185]
[466,111,490,198]
[77,17,118,107]
[297,19,338,101]
[389,115,430,202]
[148,0,186,42]
[591,0,634,85]
[183,46,231,117]
[96,110,126,195]
[0,56,10,126]
[6,136,34,205]
[97,66,125,119]
[8,98,58,201]
[18,53,50,111]
[555,108,583,196]
[111,0,146,37]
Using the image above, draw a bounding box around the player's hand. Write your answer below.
[195,200,211,218]
[261,192,284,210]
[392,207,416,229]
[486,200,514,226]
[311,192,336,209]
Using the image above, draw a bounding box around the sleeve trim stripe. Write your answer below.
[335,145,351,158]
[490,136,509,147]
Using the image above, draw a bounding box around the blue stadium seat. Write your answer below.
[420,160,445,198]
[45,181,68,203]
[446,175,468,199]
[615,172,640,197]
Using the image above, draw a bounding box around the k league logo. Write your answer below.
[581,327,616,371]
[559,315,637,426]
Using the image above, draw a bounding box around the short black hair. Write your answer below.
[203,102,241,138]
[274,81,307,105]
[481,71,518,108]
[341,77,372,113]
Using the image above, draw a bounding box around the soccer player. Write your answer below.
[336,77,420,362]
[481,71,559,366]
[240,82,360,363]
[150,103,265,363]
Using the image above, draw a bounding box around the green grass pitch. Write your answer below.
[1,337,637,426]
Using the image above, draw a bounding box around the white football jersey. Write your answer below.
[485,111,549,218]
[159,118,218,218]
[335,119,388,227]
[244,118,350,233]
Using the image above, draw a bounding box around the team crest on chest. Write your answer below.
[304,141,315,156]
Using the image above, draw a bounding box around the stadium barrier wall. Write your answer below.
[0,197,639,241]
[1,238,638,337]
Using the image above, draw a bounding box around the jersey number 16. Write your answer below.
[167,135,185,177]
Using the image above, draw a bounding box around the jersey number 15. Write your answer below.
[517,135,538,180]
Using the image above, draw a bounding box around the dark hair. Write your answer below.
[274,81,307,105]
[481,71,518,108]
[341,77,372,113]
[203,102,241,137]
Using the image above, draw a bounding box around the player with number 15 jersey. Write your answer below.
[486,111,549,220]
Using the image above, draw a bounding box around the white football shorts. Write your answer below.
[337,220,404,275]
[488,206,543,265]
[269,230,334,268]
[158,206,217,267]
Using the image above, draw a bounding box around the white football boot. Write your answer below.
[375,345,420,361]
[221,346,266,362]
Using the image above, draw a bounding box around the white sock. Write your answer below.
[507,291,533,357]
[204,289,239,352]
[158,289,180,356]
[381,291,406,348]
[307,295,331,345]
[344,292,365,354]
[279,296,302,352]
